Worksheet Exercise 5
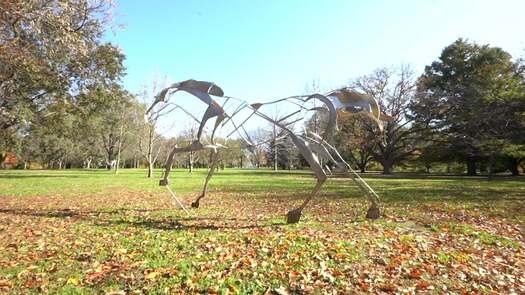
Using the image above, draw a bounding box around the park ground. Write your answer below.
[0,169,524,294]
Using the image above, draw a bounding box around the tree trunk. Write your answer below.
[508,158,521,176]
[487,155,494,181]
[188,152,194,174]
[146,147,153,178]
[356,150,369,174]
[273,140,278,171]
[146,129,154,177]
[115,141,122,175]
[357,156,367,173]
[381,160,393,174]
[147,161,153,178]
[106,144,115,170]
[466,157,477,176]
[272,121,278,171]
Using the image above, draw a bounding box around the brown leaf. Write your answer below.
[86,271,105,283]
[416,281,430,291]
[408,269,422,279]
[358,281,369,291]
[379,283,397,292]
[0,279,13,289]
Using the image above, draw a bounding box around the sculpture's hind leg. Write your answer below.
[278,134,328,224]
[191,150,220,208]
[348,171,380,219]
[321,143,381,219]
[160,141,205,186]
[286,175,327,224]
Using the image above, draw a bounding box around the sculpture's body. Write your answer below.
[147,79,391,223]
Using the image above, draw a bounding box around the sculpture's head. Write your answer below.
[328,89,393,132]
[147,79,224,114]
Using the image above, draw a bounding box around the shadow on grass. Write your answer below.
[0,207,285,231]
[0,207,167,218]
[96,217,284,231]
[214,170,313,177]
[0,208,77,217]
[0,174,90,179]
[358,173,525,180]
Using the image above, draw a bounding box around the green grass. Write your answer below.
[0,169,524,294]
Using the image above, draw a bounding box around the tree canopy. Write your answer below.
[1,0,121,149]
[412,39,525,175]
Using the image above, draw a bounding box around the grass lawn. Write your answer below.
[0,169,524,294]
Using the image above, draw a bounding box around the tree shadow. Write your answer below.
[0,208,82,217]
[0,174,87,179]
[0,207,285,231]
[355,172,525,180]
[211,170,313,177]
[0,207,165,218]
[96,217,284,231]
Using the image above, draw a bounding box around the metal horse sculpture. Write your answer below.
[147,79,391,223]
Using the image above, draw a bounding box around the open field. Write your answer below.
[0,169,524,294]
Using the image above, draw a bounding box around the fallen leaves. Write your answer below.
[407,268,422,279]
[0,279,13,290]
[0,176,524,294]
[415,280,431,291]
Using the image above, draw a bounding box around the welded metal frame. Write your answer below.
[147,79,390,223]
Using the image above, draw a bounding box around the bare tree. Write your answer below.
[137,81,171,178]
[181,123,200,174]
[247,128,269,168]
[335,116,376,173]
[350,65,419,174]
[304,79,323,136]
[271,118,279,171]
[266,106,286,171]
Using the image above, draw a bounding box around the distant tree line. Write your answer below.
[261,39,525,176]
[1,2,524,176]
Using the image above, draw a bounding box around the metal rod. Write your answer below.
[166,185,190,215]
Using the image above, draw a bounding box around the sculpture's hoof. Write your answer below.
[159,179,168,186]
[191,201,200,208]
[366,207,380,219]
[286,208,302,224]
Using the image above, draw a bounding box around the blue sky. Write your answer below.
[104,0,525,137]
[105,0,525,100]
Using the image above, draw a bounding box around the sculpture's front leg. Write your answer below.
[286,176,327,223]
[160,146,179,186]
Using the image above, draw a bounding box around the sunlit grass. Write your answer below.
[0,169,523,293]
